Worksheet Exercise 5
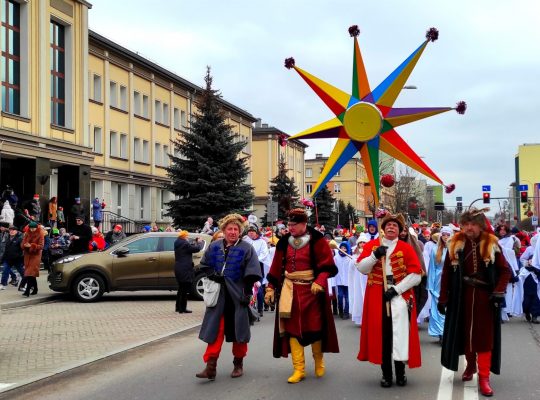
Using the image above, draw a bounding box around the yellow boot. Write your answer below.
[288,337,306,383]
[312,340,325,377]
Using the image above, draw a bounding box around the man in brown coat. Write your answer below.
[21,221,44,297]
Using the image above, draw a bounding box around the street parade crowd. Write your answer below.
[1,181,540,397]
[193,208,540,397]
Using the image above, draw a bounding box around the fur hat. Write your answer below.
[288,208,308,223]
[381,213,405,233]
[459,207,489,230]
[218,213,247,232]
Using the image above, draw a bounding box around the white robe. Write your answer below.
[499,236,523,317]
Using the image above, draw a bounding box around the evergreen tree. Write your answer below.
[337,201,358,229]
[268,154,299,222]
[313,186,336,228]
[165,67,253,229]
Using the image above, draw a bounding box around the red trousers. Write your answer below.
[203,317,247,362]
[465,351,492,378]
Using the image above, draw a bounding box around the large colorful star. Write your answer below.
[285,26,465,206]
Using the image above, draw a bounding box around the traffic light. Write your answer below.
[483,192,490,204]
[457,201,463,212]
[520,191,528,203]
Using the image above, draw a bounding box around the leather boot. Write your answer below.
[462,352,477,381]
[287,338,305,383]
[311,340,325,377]
[230,357,243,378]
[477,351,493,396]
[478,377,494,397]
[196,357,217,380]
[394,361,407,386]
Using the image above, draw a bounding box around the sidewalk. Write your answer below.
[0,273,204,394]
[0,274,63,310]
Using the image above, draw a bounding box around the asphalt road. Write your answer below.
[4,312,540,400]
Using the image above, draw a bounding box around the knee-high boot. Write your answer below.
[288,337,305,383]
[462,351,477,381]
[477,351,493,397]
[311,340,325,377]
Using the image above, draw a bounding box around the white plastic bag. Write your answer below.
[202,278,220,307]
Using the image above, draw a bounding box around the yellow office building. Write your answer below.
[514,143,540,221]
[0,0,256,230]
[251,122,307,221]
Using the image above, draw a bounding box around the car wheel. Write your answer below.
[192,272,207,301]
[72,273,105,302]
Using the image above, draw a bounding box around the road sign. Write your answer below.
[456,196,463,201]
[247,214,258,224]
[533,216,538,226]
[482,185,491,192]
[518,184,528,191]
[267,201,278,222]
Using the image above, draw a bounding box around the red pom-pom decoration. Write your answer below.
[445,184,456,194]
[420,211,427,218]
[375,209,388,219]
[409,202,418,210]
[456,101,467,115]
[278,133,287,147]
[284,57,295,69]
[380,174,395,188]
[425,27,439,42]
[527,210,534,218]
[348,25,360,37]
[301,198,314,208]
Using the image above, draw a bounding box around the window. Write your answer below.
[1,0,20,114]
[154,100,161,123]
[133,138,141,161]
[136,185,150,219]
[154,143,162,166]
[334,183,341,193]
[306,168,312,178]
[142,140,149,163]
[124,237,160,254]
[110,131,118,157]
[119,85,127,110]
[162,103,169,125]
[142,94,149,117]
[162,145,169,167]
[158,189,165,221]
[306,184,313,194]
[93,127,102,153]
[92,74,101,102]
[133,91,141,115]
[120,133,128,159]
[173,108,180,129]
[111,182,124,215]
[50,21,65,125]
[109,81,117,108]
[180,110,187,127]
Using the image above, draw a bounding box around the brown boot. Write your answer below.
[196,357,217,380]
[230,357,243,378]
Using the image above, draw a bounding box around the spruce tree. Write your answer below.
[337,201,357,229]
[165,67,253,229]
[313,186,336,229]
[268,154,300,222]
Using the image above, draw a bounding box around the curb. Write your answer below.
[0,321,202,396]
[0,294,64,310]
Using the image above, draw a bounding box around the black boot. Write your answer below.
[395,361,407,386]
[380,362,393,387]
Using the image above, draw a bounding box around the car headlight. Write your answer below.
[56,255,83,264]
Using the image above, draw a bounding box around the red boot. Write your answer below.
[462,352,477,381]
[478,377,494,397]
[477,351,493,397]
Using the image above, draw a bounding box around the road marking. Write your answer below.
[437,367,455,400]
[463,374,479,400]
[0,384,14,390]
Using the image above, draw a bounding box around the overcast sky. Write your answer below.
[88,0,540,213]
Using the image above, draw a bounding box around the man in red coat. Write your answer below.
[438,208,511,397]
[265,208,339,383]
[356,213,422,388]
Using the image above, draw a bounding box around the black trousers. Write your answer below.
[23,276,37,295]
[176,281,191,312]
[381,298,405,380]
